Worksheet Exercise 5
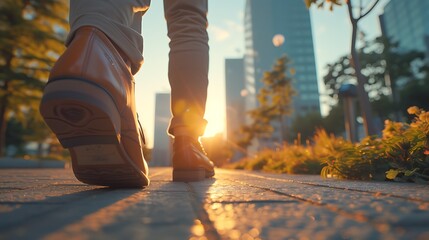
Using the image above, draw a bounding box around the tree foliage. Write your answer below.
[306,0,381,136]
[323,35,427,125]
[0,0,68,155]
[238,55,296,148]
[323,37,425,105]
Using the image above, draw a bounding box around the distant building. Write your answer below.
[244,0,320,147]
[426,36,429,57]
[225,58,246,161]
[379,0,429,101]
[379,0,429,57]
[152,93,172,166]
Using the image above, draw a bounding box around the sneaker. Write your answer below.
[40,27,149,187]
[172,136,215,182]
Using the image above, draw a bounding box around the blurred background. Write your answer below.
[1,0,428,169]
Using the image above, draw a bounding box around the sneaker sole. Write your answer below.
[40,78,149,188]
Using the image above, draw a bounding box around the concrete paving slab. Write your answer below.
[0,168,428,240]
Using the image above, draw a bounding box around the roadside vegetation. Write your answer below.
[227,107,429,183]
[223,0,429,184]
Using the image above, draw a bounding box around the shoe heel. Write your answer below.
[173,168,206,182]
[40,79,148,187]
[40,79,121,148]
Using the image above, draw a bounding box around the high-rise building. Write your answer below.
[225,58,246,160]
[379,0,429,57]
[426,36,429,57]
[152,93,172,166]
[244,0,320,144]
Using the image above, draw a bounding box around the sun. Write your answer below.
[203,104,226,138]
[203,117,225,137]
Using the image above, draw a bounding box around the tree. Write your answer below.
[372,36,425,120]
[323,52,387,104]
[0,0,68,155]
[323,36,425,121]
[239,55,296,147]
[258,55,296,143]
[306,0,381,136]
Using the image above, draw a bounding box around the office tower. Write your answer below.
[244,0,320,114]
[379,0,429,57]
[426,36,429,57]
[244,0,320,144]
[152,93,172,166]
[225,58,246,160]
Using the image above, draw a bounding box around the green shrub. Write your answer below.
[227,144,323,175]
[227,106,429,183]
[381,107,429,182]
[320,106,429,182]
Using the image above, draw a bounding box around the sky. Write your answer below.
[134,0,389,148]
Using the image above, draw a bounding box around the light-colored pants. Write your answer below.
[68,0,209,137]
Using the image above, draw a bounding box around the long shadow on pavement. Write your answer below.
[0,168,218,240]
[0,185,142,239]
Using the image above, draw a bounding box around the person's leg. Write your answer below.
[40,0,151,187]
[164,0,209,138]
[164,0,214,181]
[68,0,151,74]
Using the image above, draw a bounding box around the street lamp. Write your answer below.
[339,84,358,142]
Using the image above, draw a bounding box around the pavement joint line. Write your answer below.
[0,183,53,192]
[230,177,429,232]
[208,200,300,204]
[145,190,189,193]
[40,190,149,240]
[2,169,429,239]
[0,201,66,205]
[186,183,221,240]
[228,178,371,223]
[1,181,96,194]
[235,171,429,203]
[53,184,87,186]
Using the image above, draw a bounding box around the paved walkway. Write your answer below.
[1,168,429,240]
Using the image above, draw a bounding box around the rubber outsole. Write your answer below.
[40,78,149,188]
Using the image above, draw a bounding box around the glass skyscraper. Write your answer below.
[225,58,246,160]
[244,0,320,117]
[152,93,172,166]
[243,0,320,144]
[379,0,429,57]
